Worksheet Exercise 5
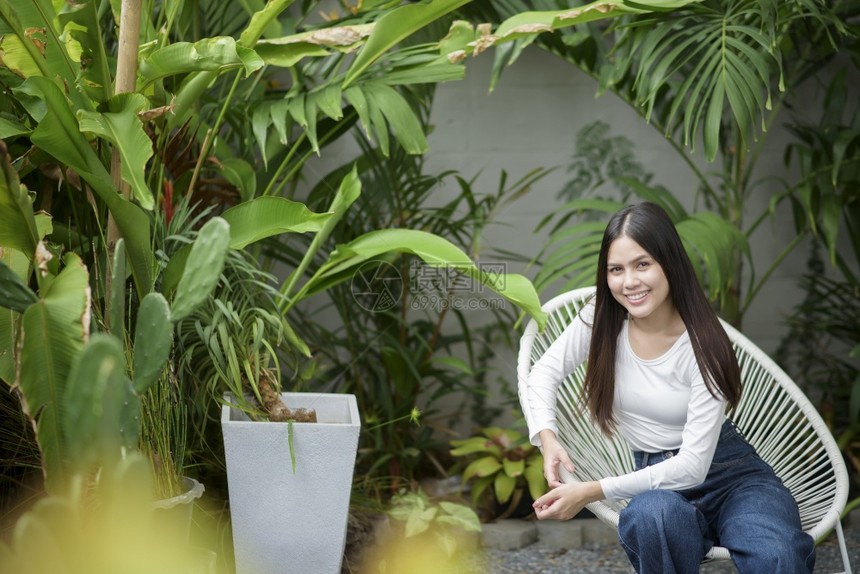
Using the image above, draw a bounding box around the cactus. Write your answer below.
[169,217,230,322]
[63,334,137,472]
[109,238,128,336]
[132,292,173,394]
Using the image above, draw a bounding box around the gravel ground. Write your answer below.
[473,521,859,573]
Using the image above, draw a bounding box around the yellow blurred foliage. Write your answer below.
[357,525,483,574]
[0,455,215,574]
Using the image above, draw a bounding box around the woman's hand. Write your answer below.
[533,481,604,521]
[539,429,575,488]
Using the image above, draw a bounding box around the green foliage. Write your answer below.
[0,259,38,313]
[285,139,551,491]
[17,254,90,493]
[132,293,173,394]
[0,454,211,574]
[461,0,856,326]
[62,335,137,470]
[785,66,860,279]
[450,423,546,518]
[777,62,860,488]
[169,217,231,322]
[387,488,481,551]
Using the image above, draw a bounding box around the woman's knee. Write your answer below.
[619,490,703,540]
[621,490,690,521]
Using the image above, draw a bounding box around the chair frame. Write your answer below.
[518,287,852,573]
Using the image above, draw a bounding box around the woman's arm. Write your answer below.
[599,367,726,501]
[518,304,594,447]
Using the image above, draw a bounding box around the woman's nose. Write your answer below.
[623,270,639,288]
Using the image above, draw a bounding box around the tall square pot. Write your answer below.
[221,392,361,574]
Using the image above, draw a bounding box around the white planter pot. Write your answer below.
[153,476,205,543]
[221,392,361,574]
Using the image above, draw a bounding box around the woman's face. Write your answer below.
[606,234,673,322]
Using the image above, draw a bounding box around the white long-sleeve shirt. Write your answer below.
[520,301,726,501]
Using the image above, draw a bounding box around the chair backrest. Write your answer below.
[517,286,849,542]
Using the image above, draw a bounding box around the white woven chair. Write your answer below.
[517,286,852,573]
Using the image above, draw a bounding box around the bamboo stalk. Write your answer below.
[105,0,142,328]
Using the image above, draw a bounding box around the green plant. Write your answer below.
[286,134,552,491]
[0,141,233,496]
[450,423,546,520]
[458,0,856,326]
[386,488,482,553]
[354,487,482,574]
[0,0,525,501]
[776,62,860,501]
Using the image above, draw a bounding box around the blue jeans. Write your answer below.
[617,420,815,574]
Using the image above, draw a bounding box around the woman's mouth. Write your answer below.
[626,291,648,303]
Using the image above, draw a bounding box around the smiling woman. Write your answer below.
[519,203,814,573]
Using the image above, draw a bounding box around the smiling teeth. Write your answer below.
[627,292,647,301]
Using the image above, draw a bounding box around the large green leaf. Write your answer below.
[462,455,502,482]
[221,196,333,249]
[14,77,154,294]
[450,436,498,457]
[502,457,525,478]
[254,21,374,66]
[0,249,29,385]
[436,501,482,532]
[0,306,15,387]
[493,471,517,504]
[487,0,699,44]
[77,93,154,210]
[18,254,90,493]
[57,0,112,104]
[342,0,473,88]
[14,77,114,196]
[628,2,781,161]
[0,0,72,83]
[524,455,548,500]
[138,37,265,90]
[311,228,547,329]
[363,82,428,155]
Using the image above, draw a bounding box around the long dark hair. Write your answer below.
[584,202,742,435]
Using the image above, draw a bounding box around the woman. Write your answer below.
[520,203,814,573]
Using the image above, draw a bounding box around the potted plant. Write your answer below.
[0,137,233,511]
[0,0,483,521]
[450,422,547,521]
[207,165,547,574]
